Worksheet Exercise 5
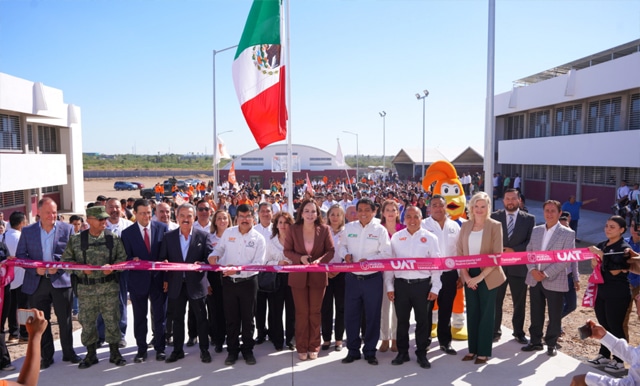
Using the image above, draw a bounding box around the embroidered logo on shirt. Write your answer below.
[348,234,358,238]
[399,237,407,241]
[247,240,255,248]
[366,234,378,240]
[228,237,236,242]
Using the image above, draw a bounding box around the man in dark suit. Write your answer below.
[121,199,169,363]
[522,200,574,357]
[159,203,212,364]
[491,188,535,344]
[15,197,81,368]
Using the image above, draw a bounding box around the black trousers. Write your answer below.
[222,276,258,355]
[130,277,167,355]
[255,291,269,339]
[167,282,209,354]
[8,286,28,339]
[394,278,433,356]
[207,271,226,347]
[0,284,11,366]
[436,270,457,346]
[321,273,345,342]
[265,276,289,348]
[528,282,564,347]
[495,273,527,338]
[29,279,76,361]
[284,281,295,345]
[595,293,630,362]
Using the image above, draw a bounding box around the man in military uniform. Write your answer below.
[61,206,128,369]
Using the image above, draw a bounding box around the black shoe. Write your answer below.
[341,354,361,364]
[97,340,105,348]
[0,364,16,371]
[224,354,238,366]
[148,338,155,348]
[165,351,185,363]
[200,350,212,363]
[186,337,197,347]
[547,346,557,357]
[274,345,284,351]
[321,343,331,351]
[214,345,223,353]
[244,352,256,365]
[255,335,266,344]
[286,342,295,351]
[417,356,431,369]
[440,345,457,355]
[521,344,544,352]
[62,354,82,364]
[166,336,173,346]
[365,356,378,365]
[40,358,54,369]
[78,356,98,369]
[156,352,166,361]
[492,335,501,343]
[514,335,529,345]
[134,352,147,363]
[391,352,410,365]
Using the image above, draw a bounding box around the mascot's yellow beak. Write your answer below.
[446,193,466,220]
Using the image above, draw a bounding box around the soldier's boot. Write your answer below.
[109,344,126,366]
[78,344,99,369]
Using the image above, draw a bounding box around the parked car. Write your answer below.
[114,181,137,191]
[139,180,187,199]
[130,181,145,189]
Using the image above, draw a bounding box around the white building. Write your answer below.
[494,40,640,213]
[0,73,84,220]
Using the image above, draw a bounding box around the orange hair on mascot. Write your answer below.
[423,160,468,340]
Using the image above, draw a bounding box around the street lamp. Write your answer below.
[416,90,429,180]
[213,44,238,202]
[379,111,386,177]
[343,130,359,182]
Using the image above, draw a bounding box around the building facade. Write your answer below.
[494,40,640,213]
[0,73,84,220]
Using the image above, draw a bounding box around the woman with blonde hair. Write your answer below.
[321,204,346,351]
[457,192,505,365]
[207,210,232,352]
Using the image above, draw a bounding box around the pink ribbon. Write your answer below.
[4,248,596,273]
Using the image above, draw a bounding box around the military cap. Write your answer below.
[86,206,109,219]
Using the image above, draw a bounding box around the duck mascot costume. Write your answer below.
[422,160,468,341]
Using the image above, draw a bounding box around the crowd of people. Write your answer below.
[0,174,638,385]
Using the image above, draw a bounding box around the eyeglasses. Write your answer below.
[197,207,210,212]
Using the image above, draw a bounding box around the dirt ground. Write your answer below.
[7,177,640,367]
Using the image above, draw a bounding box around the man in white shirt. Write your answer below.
[386,206,441,369]
[208,204,266,366]
[617,180,630,205]
[4,212,28,344]
[339,198,392,365]
[254,203,273,344]
[155,202,179,231]
[339,192,352,214]
[104,198,133,348]
[421,195,461,355]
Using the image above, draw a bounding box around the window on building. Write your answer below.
[629,93,640,131]
[27,124,35,152]
[37,125,58,153]
[622,168,640,185]
[524,165,547,181]
[0,114,22,150]
[0,191,25,209]
[551,166,577,182]
[554,104,582,136]
[583,166,617,186]
[586,97,622,133]
[528,110,551,138]
[505,115,524,140]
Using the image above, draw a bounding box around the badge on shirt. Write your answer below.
[247,240,255,248]
[366,234,378,240]
[228,237,236,242]
[420,237,427,243]
[348,233,357,238]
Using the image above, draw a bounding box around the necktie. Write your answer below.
[507,214,515,239]
[143,227,151,253]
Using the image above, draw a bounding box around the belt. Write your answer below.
[78,275,116,285]
[396,277,431,285]
[350,272,381,280]
[223,276,254,284]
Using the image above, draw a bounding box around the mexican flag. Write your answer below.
[232,0,287,149]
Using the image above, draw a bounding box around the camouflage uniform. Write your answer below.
[61,216,127,368]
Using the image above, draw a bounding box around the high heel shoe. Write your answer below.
[379,340,389,352]
[298,353,308,361]
[308,352,318,360]
[390,339,398,352]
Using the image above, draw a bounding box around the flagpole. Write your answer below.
[212,45,237,204]
[284,0,294,215]
[483,0,495,196]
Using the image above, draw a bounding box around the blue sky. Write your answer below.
[1,0,638,160]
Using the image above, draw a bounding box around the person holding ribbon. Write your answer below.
[206,209,231,354]
[321,204,346,352]
[457,192,505,365]
[587,215,632,374]
[284,199,335,361]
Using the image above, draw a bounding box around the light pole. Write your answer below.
[379,111,386,178]
[415,90,429,180]
[213,44,238,203]
[343,130,359,182]
[215,130,233,196]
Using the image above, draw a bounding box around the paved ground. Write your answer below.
[0,198,617,385]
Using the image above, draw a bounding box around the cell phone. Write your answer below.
[578,323,592,340]
[17,309,35,325]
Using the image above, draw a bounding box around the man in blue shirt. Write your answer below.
[561,195,597,241]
